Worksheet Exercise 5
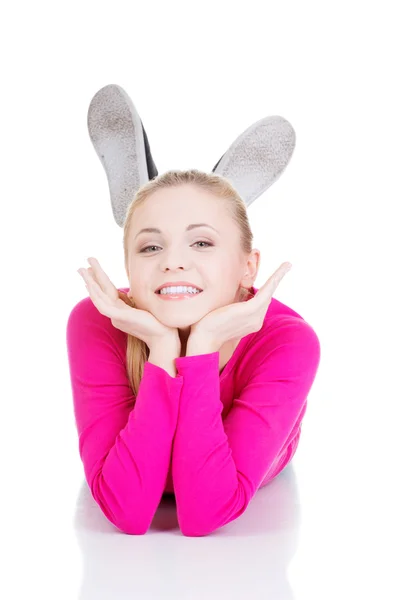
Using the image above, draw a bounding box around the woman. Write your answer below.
[67,168,321,537]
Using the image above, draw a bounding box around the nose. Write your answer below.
[160,248,188,272]
[162,261,185,272]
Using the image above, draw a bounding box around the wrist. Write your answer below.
[149,332,181,355]
[148,335,181,377]
[186,332,219,357]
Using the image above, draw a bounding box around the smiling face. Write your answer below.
[126,183,259,343]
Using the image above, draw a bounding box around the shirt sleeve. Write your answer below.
[172,318,321,537]
[66,297,183,534]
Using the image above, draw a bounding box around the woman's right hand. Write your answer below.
[78,257,180,349]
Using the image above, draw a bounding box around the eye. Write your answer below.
[140,241,213,253]
[140,245,160,253]
[194,241,213,249]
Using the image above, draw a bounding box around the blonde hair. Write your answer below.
[118,169,255,396]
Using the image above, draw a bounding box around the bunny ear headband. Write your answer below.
[87,84,296,228]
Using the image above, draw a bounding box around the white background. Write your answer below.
[1,1,399,599]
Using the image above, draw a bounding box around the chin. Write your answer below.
[158,316,196,328]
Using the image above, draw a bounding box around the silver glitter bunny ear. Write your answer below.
[211,115,296,207]
[87,84,158,228]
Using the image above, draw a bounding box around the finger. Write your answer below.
[269,262,291,283]
[275,262,292,280]
[256,262,292,302]
[79,267,112,316]
[87,257,119,302]
[86,266,106,295]
[78,268,105,308]
[269,263,292,290]
[78,266,97,294]
[80,267,130,323]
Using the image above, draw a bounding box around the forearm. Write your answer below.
[171,351,228,536]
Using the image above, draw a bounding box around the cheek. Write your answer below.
[216,262,240,286]
[127,276,151,302]
[129,268,148,287]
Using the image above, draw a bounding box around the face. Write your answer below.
[127,184,259,344]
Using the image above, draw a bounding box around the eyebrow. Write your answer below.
[134,223,219,240]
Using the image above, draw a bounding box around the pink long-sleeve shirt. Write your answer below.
[66,285,321,536]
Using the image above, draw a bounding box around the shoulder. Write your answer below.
[249,288,319,343]
[235,292,321,385]
[67,286,130,326]
[265,295,319,356]
[67,293,110,332]
[249,312,320,364]
[66,288,129,363]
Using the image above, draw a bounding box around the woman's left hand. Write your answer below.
[190,262,292,350]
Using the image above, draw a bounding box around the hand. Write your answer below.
[77,257,180,348]
[190,262,292,349]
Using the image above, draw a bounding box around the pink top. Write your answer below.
[66,286,320,536]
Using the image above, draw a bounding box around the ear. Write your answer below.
[239,248,261,289]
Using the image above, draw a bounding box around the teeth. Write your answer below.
[159,286,201,295]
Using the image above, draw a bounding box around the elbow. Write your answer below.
[101,503,153,536]
[90,471,152,535]
[97,500,153,536]
[181,527,212,537]
[178,514,219,537]
[178,483,249,537]
[180,520,219,537]
[114,519,151,536]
